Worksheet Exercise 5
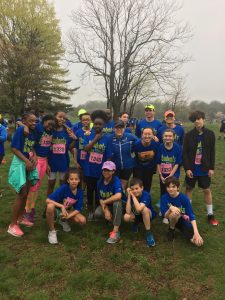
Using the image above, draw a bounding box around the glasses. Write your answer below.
[102,169,113,172]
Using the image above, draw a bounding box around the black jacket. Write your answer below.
[182,127,215,172]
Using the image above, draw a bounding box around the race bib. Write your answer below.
[89,152,103,164]
[195,153,202,165]
[161,163,172,174]
[80,150,87,160]
[63,197,76,208]
[41,135,52,147]
[53,143,66,154]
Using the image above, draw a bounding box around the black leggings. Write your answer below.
[133,167,155,192]
[85,176,98,212]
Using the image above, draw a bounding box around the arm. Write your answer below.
[101,192,122,206]
[46,198,68,217]
[164,205,181,219]
[130,192,146,213]
[84,133,102,152]
[0,126,7,142]
[190,220,204,246]
[11,148,34,171]
[125,189,132,214]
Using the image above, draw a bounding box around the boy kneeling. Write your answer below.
[160,177,203,246]
[124,178,156,247]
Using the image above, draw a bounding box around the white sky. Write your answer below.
[51,0,225,107]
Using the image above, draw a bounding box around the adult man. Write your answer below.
[135,104,162,138]
[183,111,219,225]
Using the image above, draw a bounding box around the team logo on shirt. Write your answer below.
[24,138,35,153]
[63,197,77,208]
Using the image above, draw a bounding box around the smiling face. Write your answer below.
[114,126,125,138]
[43,119,55,131]
[165,114,175,126]
[55,112,66,127]
[145,108,155,120]
[130,183,143,198]
[93,118,105,133]
[24,114,36,130]
[163,131,174,144]
[81,114,91,128]
[102,168,114,181]
[142,128,154,143]
[119,113,129,125]
[166,183,179,198]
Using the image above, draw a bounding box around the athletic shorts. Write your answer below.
[133,209,152,223]
[30,157,48,192]
[115,168,133,181]
[49,172,66,181]
[185,175,211,189]
[175,218,194,240]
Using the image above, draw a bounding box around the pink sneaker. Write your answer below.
[19,218,34,227]
[7,224,24,237]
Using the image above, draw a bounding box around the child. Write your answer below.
[157,129,182,197]
[23,115,55,224]
[83,110,112,221]
[124,178,156,247]
[160,177,204,247]
[7,113,39,237]
[46,168,86,244]
[47,111,76,196]
[94,161,122,244]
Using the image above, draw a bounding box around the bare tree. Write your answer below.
[68,0,191,117]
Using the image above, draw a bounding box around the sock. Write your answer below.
[189,199,192,203]
[206,204,213,215]
[146,229,151,235]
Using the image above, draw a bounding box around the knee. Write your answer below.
[123,213,130,222]
[46,203,55,214]
[79,216,86,225]
[142,207,150,216]
[203,188,211,195]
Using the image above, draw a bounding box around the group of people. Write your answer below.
[2,104,219,248]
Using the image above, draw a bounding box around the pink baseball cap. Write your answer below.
[102,161,116,171]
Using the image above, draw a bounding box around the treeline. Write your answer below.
[70,99,225,121]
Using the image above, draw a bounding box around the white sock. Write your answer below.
[206,204,213,215]
[189,199,192,203]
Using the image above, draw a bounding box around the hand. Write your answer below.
[46,165,51,176]
[100,199,106,209]
[153,135,159,142]
[208,170,214,177]
[25,160,34,171]
[126,188,131,195]
[170,205,180,215]
[191,233,204,247]
[75,162,81,169]
[186,170,193,178]
[61,206,68,218]
[160,174,165,183]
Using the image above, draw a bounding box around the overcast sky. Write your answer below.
[51,0,225,107]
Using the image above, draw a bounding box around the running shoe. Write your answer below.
[208,214,219,226]
[106,231,120,244]
[7,224,24,237]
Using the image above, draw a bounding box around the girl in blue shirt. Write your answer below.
[46,168,86,244]
[133,127,159,192]
[7,113,39,238]
[83,110,112,221]
[47,111,76,196]
[95,161,122,244]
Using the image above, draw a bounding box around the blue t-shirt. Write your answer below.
[48,128,73,172]
[160,192,195,228]
[156,142,182,178]
[135,119,162,138]
[157,125,184,145]
[48,184,83,212]
[126,190,156,218]
[133,139,159,170]
[34,123,53,157]
[11,126,35,159]
[97,175,122,202]
[0,124,7,156]
[72,121,82,134]
[193,135,208,176]
[125,127,132,134]
[83,130,112,178]
[103,120,115,135]
[74,128,90,169]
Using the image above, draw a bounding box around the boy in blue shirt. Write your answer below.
[160,177,203,246]
[124,178,156,247]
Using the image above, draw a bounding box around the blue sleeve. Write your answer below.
[175,144,182,165]
[114,177,123,194]
[96,180,101,200]
[11,126,24,150]
[156,146,162,164]
[160,194,170,216]
[140,192,150,207]
[48,185,65,203]
[182,195,195,221]
[135,122,141,138]
[105,136,112,159]
[157,127,163,144]
[0,125,7,142]
[73,189,83,211]
[180,126,185,145]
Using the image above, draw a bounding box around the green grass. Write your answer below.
[0,124,225,300]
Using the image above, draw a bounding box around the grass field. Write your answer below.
[0,124,225,300]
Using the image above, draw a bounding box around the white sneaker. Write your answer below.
[59,219,71,232]
[48,230,58,244]
[162,217,169,224]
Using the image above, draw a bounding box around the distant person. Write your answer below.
[135,104,162,138]
[218,115,225,140]
[160,177,204,246]
[118,112,131,133]
[103,108,114,134]
[0,118,7,164]
[124,178,156,247]
[72,108,87,133]
[183,110,219,226]
[157,110,184,145]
